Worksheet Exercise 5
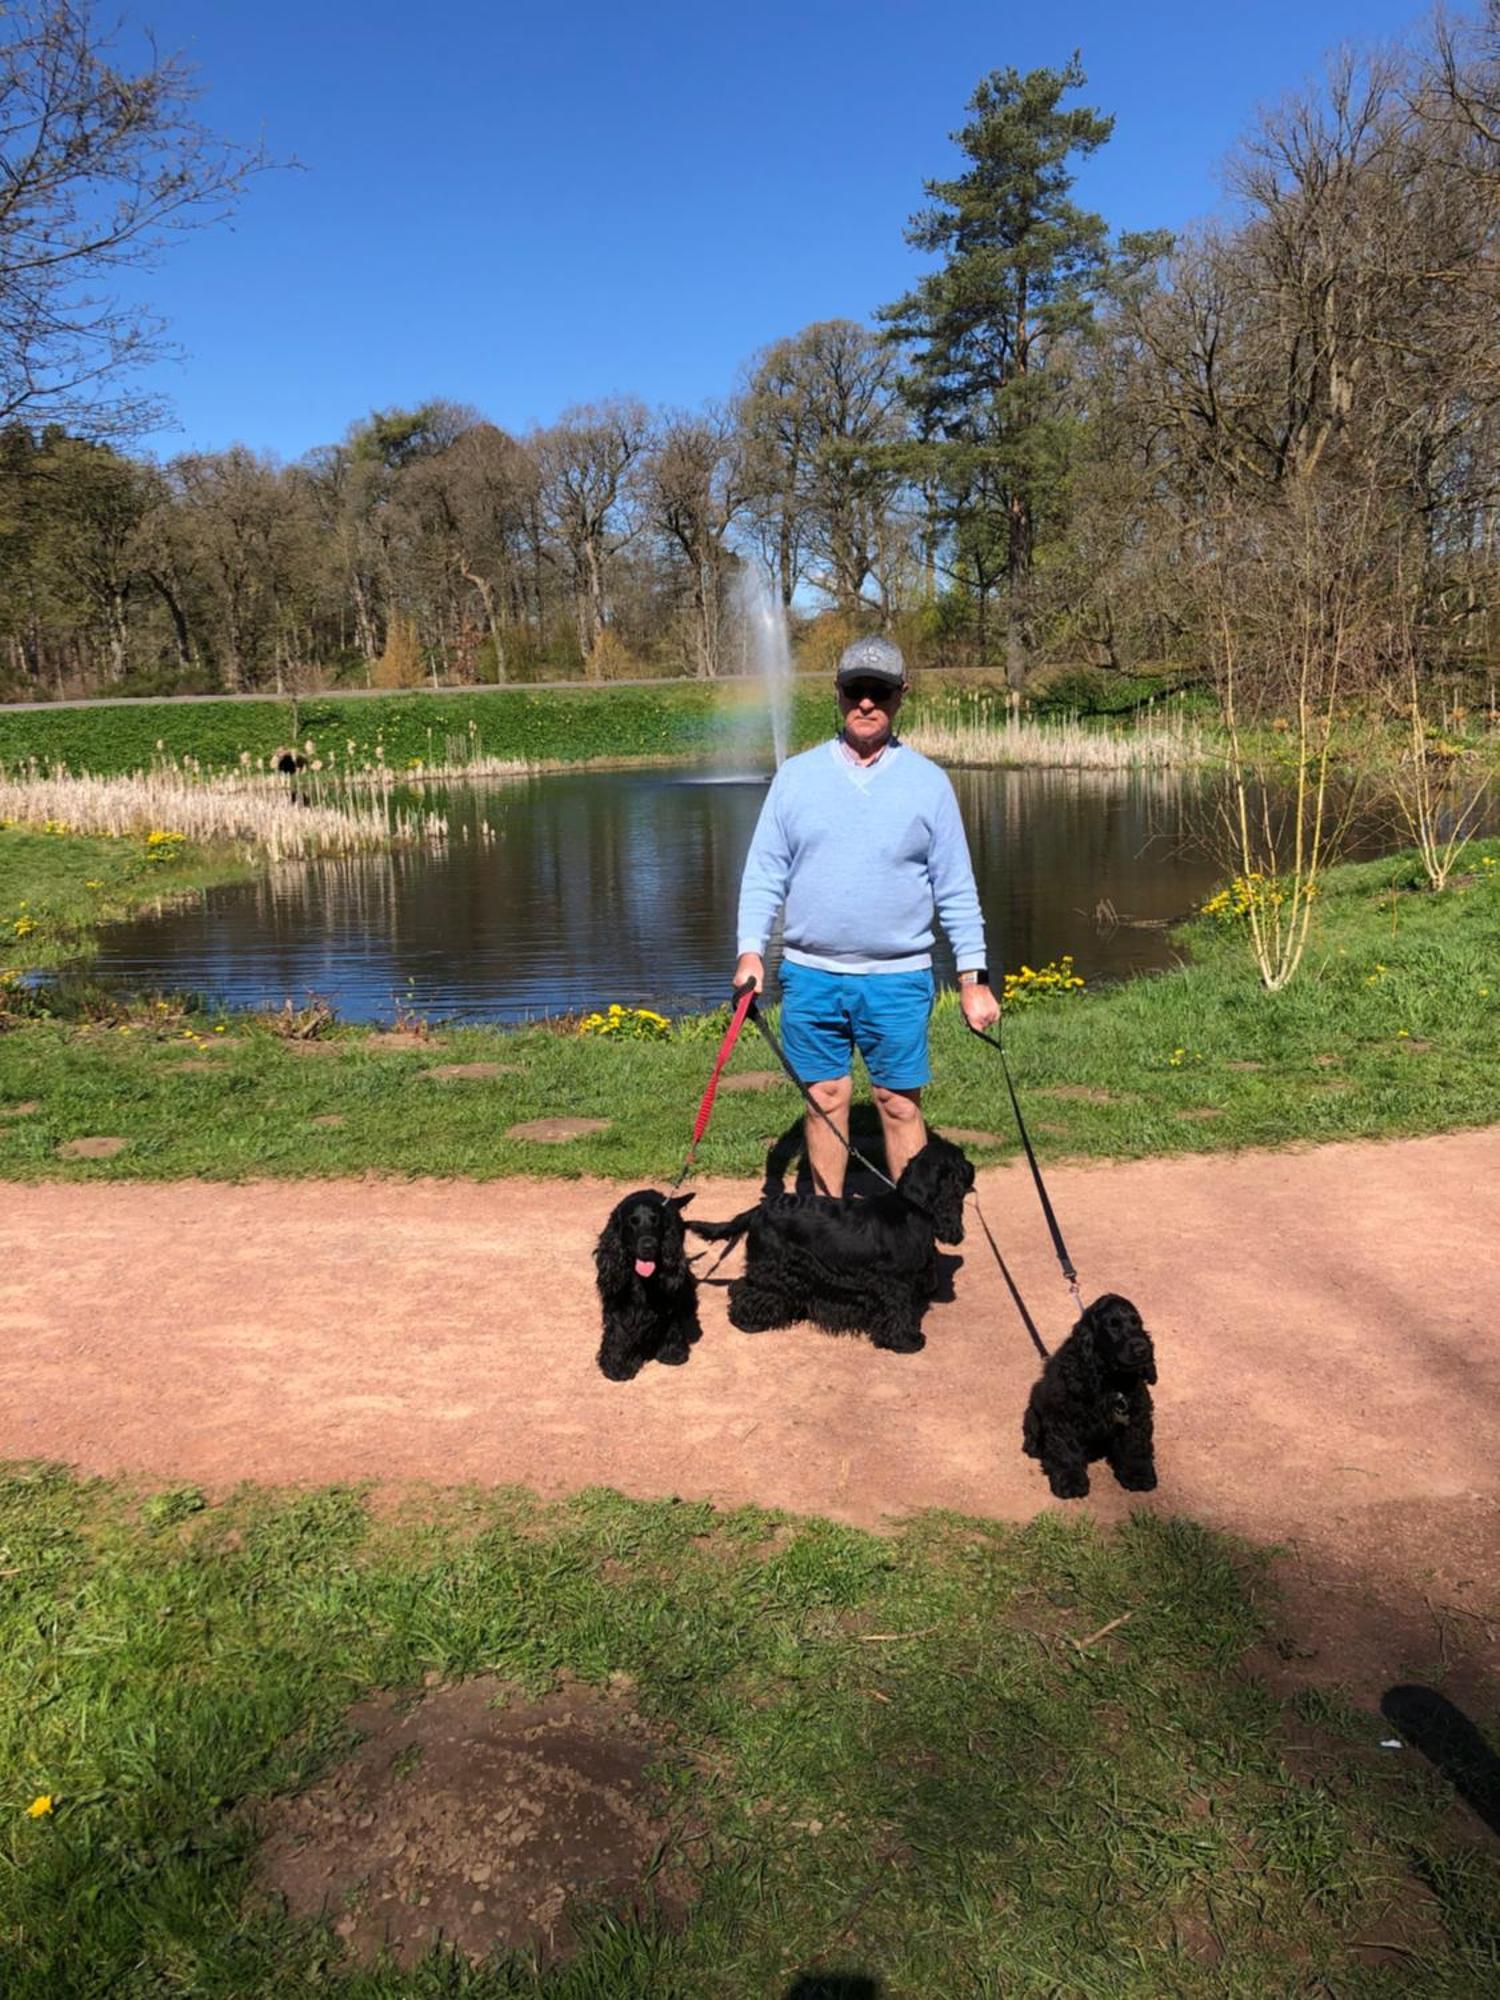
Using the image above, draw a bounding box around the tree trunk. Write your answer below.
[148,571,192,671]
[460,564,506,683]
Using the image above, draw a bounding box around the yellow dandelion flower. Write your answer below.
[26,1794,53,1818]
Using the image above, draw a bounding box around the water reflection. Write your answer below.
[89,763,1231,1023]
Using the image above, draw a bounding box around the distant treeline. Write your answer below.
[2,20,1498,705]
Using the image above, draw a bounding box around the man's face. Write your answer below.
[837,675,906,752]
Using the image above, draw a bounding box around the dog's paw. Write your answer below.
[597,1355,644,1383]
[655,1344,691,1366]
[1046,1469,1090,1499]
[1114,1464,1158,1492]
[872,1328,926,1354]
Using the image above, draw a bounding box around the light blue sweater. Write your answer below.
[737,738,988,974]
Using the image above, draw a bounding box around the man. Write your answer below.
[733,634,1001,1196]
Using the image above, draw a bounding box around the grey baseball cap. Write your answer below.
[835,635,907,689]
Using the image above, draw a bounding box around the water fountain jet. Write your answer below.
[733,566,792,772]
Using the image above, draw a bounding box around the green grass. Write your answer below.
[0,683,842,781]
[0,822,255,974]
[0,1467,1493,1996]
[2,836,1496,1183]
[0,678,1224,786]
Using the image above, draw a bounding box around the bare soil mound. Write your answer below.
[255,1676,683,1968]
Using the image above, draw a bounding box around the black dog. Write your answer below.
[594,1190,701,1382]
[1022,1293,1158,1499]
[686,1133,974,1354]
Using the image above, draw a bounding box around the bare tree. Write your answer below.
[737,321,905,617]
[534,399,649,669]
[646,407,746,677]
[0,1,273,435]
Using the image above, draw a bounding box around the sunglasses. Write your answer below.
[840,679,899,704]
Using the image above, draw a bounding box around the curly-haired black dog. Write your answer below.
[594,1190,701,1382]
[1022,1293,1158,1499]
[685,1133,974,1354]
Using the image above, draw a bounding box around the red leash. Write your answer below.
[669,982,756,1189]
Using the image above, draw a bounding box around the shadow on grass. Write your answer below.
[783,1976,881,1999]
[1381,1685,1500,1838]
[760,1103,893,1200]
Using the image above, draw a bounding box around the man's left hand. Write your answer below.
[960,981,1001,1033]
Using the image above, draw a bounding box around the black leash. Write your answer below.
[685,983,895,1282]
[739,987,899,1194]
[967,1018,1081,1307]
[967,1192,1051,1361]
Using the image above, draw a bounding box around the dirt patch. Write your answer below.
[282,1042,343,1058]
[426,1063,517,1082]
[5,1128,1498,1703]
[367,1032,446,1052]
[309,1115,346,1129]
[1314,1053,1344,1068]
[0,1101,40,1117]
[55,1136,126,1159]
[1038,1085,1115,1104]
[1398,1039,1434,1054]
[1226,1061,1263,1072]
[718,1071,784,1093]
[1175,1107,1225,1122]
[171,1061,221,1074]
[254,1676,685,1968]
[506,1118,610,1143]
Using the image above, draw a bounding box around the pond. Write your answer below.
[86,762,1231,1024]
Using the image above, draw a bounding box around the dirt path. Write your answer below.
[4,1130,1498,1694]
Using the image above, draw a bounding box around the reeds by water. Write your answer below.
[0,766,447,860]
[904,700,1214,771]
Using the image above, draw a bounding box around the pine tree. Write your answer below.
[880,57,1130,682]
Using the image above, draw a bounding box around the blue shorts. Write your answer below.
[777,961,935,1091]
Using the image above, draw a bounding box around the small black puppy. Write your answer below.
[594,1189,701,1382]
[1022,1292,1158,1499]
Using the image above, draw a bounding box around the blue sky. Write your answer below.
[118,0,1440,463]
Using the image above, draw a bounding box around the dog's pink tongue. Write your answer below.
[634,1258,656,1279]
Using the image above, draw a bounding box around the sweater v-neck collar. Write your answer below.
[830,734,901,788]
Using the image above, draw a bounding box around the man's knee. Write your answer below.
[873,1086,923,1125]
[807,1076,852,1114]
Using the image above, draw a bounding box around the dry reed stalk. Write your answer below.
[0,769,445,859]
[903,712,1212,771]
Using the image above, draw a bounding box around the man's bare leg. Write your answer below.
[873,1085,927,1185]
[804,1075,853,1196]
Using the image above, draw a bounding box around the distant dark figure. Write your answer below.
[1022,1293,1158,1499]
[593,1189,701,1381]
[274,747,310,804]
[686,1133,973,1354]
[783,1977,881,2000]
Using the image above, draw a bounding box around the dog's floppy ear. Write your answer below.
[900,1136,970,1243]
[594,1208,633,1291]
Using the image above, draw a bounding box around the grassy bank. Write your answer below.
[1,834,1496,1182]
[0,683,820,780]
[0,678,1215,785]
[0,1465,1493,1996]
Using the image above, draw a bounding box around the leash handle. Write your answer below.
[967,1017,1079,1291]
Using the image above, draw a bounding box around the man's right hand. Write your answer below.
[733,952,765,996]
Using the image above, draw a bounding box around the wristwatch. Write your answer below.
[958,968,989,986]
